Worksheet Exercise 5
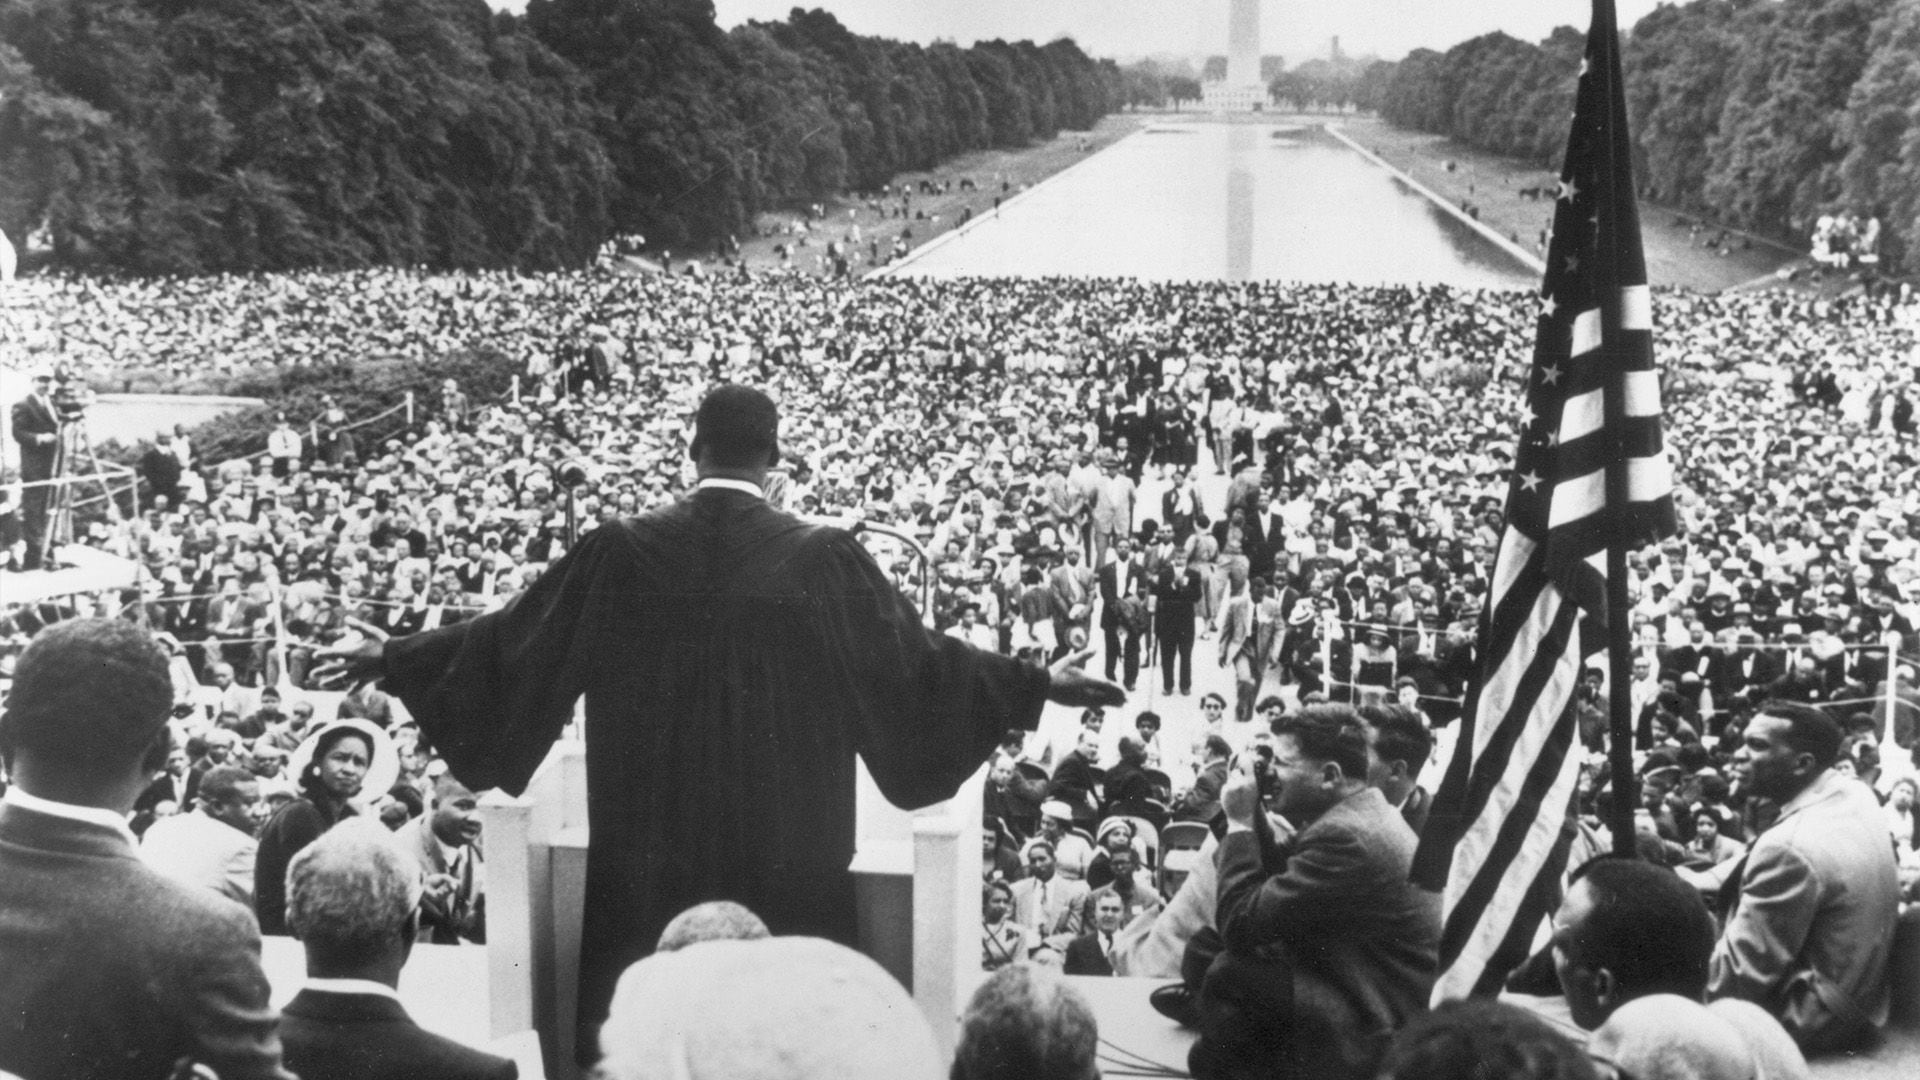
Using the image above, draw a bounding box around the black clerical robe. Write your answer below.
[381,486,1050,1059]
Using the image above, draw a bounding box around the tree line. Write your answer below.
[0,0,1122,274]
[1373,0,1919,273]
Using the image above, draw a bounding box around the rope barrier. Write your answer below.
[226,399,411,464]
[11,463,139,492]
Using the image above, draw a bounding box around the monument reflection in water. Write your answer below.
[893,123,1537,290]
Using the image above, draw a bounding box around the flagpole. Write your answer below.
[1593,0,1638,856]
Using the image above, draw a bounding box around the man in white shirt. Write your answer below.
[142,764,264,906]
[266,414,302,478]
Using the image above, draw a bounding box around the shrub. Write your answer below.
[98,347,521,473]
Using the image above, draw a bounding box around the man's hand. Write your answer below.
[1045,648,1125,708]
[309,617,390,690]
[1221,754,1261,829]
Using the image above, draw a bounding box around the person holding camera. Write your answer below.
[1184,705,1441,1080]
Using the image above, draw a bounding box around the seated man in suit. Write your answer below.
[0,618,291,1080]
[281,818,516,1080]
[1063,890,1128,976]
[1010,839,1089,958]
[1172,735,1233,824]
[141,763,264,906]
[1709,700,1898,1053]
[1102,734,1158,817]
[1047,729,1103,825]
[1082,845,1163,928]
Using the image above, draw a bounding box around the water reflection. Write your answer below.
[894,123,1538,290]
[1226,124,1254,280]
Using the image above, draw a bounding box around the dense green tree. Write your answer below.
[1623,0,1743,208]
[1704,0,1892,241]
[1377,0,1920,269]
[1,0,1123,272]
[1379,48,1449,133]
[1839,0,1920,269]
[1,0,613,271]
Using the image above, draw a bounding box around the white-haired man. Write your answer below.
[280,819,515,1080]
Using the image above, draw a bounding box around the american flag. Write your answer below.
[1409,0,1677,1002]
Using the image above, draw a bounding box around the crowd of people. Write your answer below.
[8,270,1920,741]
[8,263,1920,1077]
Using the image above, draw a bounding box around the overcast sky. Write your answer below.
[487,2,1673,62]
[702,1,1673,63]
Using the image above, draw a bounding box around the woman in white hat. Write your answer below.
[253,716,398,935]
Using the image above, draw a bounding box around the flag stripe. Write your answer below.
[1413,0,1678,1007]
[1620,284,1651,329]
[1623,370,1660,416]
[1436,697,1583,998]
[1570,310,1602,357]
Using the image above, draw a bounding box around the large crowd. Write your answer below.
[7,265,1920,1077]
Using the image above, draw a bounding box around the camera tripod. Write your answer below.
[32,412,128,570]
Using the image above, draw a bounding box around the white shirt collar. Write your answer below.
[303,977,402,1002]
[696,477,764,498]
[2,787,140,847]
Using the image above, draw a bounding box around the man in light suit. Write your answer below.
[1048,547,1096,662]
[399,769,487,945]
[1709,700,1899,1053]
[1009,839,1089,957]
[281,819,516,1080]
[1216,565,1260,724]
[1089,453,1135,570]
[1190,707,1441,1080]
[10,368,59,569]
[0,618,292,1080]
[141,764,264,906]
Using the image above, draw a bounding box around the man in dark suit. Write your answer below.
[1711,632,1782,707]
[0,618,292,1080]
[1189,706,1441,1080]
[1047,729,1103,825]
[10,368,59,569]
[1062,890,1126,976]
[280,818,516,1080]
[1171,735,1232,824]
[1154,559,1203,695]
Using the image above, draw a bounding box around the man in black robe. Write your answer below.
[316,385,1122,1061]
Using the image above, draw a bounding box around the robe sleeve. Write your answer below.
[806,529,1051,810]
[381,523,633,795]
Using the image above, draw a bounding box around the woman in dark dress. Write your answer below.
[254,717,397,934]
